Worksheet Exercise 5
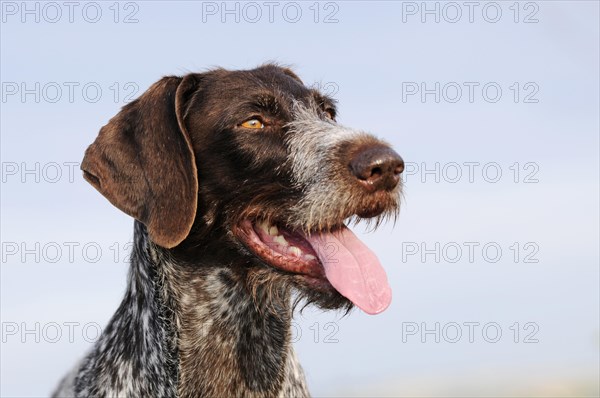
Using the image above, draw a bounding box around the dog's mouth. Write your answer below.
[234,219,392,315]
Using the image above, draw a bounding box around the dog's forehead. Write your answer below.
[186,65,337,132]
[204,66,313,102]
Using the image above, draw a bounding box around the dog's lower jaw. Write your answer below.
[54,221,309,398]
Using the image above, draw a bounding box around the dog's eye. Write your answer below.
[240,119,265,129]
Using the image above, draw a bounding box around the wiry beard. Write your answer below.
[244,253,354,314]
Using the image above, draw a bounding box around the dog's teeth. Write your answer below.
[273,235,288,246]
[304,254,316,261]
[268,225,278,236]
[289,246,302,257]
[257,220,270,233]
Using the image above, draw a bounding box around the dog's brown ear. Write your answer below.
[81,75,200,248]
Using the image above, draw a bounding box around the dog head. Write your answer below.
[82,64,403,314]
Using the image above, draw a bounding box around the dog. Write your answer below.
[53,64,404,397]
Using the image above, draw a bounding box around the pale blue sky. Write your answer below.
[1,1,599,396]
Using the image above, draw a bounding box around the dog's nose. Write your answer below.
[350,146,404,191]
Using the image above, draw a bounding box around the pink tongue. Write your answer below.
[305,228,392,315]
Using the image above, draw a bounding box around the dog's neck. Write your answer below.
[74,222,308,397]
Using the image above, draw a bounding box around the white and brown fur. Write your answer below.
[54,64,403,397]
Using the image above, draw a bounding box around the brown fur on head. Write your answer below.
[81,64,403,313]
